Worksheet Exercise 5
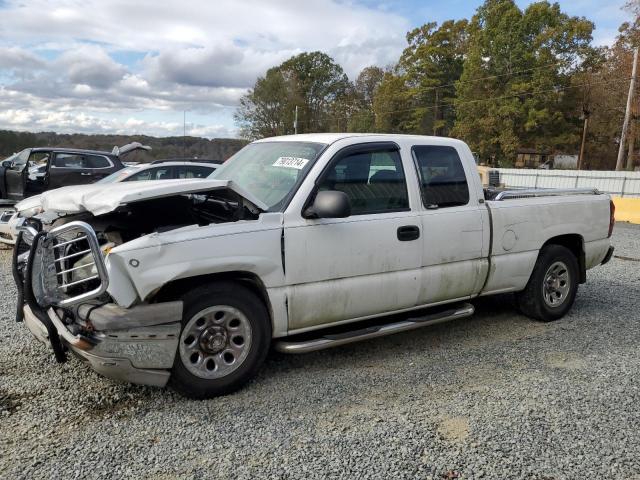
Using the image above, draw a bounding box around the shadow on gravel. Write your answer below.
[264,293,535,373]
[0,387,22,415]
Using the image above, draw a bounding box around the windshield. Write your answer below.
[210,141,325,210]
[95,166,141,184]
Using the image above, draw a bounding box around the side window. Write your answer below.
[175,165,214,179]
[52,153,84,169]
[28,152,50,167]
[84,155,111,169]
[124,167,172,181]
[317,148,409,215]
[412,146,469,208]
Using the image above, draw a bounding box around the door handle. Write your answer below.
[80,172,92,176]
[397,225,420,241]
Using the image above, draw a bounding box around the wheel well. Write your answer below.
[541,234,586,284]
[152,271,274,324]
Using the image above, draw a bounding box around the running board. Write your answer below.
[274,303,475,354]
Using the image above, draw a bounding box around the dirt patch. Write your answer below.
[437,416,469,443]
[544,352,586,370]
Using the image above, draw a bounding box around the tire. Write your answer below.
[516,245,579,322]
[169,281,271,399]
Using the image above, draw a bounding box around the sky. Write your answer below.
[0,0,633,139]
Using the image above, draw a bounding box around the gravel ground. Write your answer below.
[1,224,639,479]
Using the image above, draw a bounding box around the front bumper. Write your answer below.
[23,302,182,387]
[0,210,17,245]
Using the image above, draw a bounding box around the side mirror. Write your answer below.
[305,190,351,219]
[2,160,13,168]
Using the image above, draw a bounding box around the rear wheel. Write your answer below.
[170,281,271,399]
[516,245,579,322]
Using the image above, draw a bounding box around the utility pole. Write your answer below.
[294,106,298,135]
[616,47,638,171]
[578,110,589,170]
[183,110,187,159]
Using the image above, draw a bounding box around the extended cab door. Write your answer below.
[411,143,489,304]
[283,142,423,331]
[48,153,116,189]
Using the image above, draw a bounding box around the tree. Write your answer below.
[234,69,298,139]
[452,0,596,165]
[398,20,468,135]
[372,72,414,133]
[235,52,350,139]
[576,7,639,169]
[346,66,385,132]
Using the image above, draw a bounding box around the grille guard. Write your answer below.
[32,221,109,307]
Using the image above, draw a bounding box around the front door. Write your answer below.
[284,143,422,331]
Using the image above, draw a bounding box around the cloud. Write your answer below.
[0,0,410,137]
[0,106,236,138]
[58,46,127,89]
[0,46,46,71]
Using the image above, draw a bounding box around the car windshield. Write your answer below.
[95,166,142,184]
[210,141,325,210]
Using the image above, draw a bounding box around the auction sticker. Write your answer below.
[272,157,309,169]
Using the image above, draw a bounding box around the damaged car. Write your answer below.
[0,142,151,201]
[13,134,615,399]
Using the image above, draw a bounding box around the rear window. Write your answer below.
[85,155,112,169]
[412,145,469,208]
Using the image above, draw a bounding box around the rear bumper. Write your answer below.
[22,302,182,387]
[601,246,615,266]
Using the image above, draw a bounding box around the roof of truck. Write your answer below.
[253,133,459,145]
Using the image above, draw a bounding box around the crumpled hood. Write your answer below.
[37,178,268,216]
[15,194,43,215]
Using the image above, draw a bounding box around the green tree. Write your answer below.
[235,52,350,138]
[372,72,414,133]
[398,20,468,135]
[234,69,298,139]
[452,0,596,165]
[346,66,385,132]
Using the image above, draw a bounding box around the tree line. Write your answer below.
[0,130,247,162]
[235,0,640,169]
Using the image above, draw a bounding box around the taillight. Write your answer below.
[608,200,615,238]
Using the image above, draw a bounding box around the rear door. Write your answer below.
[412,144,488,304]
[48,153,115,189]
[284,142,423,331]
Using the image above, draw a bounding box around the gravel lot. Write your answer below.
[1,223,639,479]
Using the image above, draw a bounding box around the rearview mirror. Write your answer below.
[305,190,351,219]
[1,160,13,168]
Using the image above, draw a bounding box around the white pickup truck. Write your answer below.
[13,134,615,399]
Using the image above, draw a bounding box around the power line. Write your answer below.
[408,59,570,94]
[293,76,632,127]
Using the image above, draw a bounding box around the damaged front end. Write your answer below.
[13,180,264,387]
[15,221,183,386]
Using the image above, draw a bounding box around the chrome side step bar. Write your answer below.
[274,303,475,354]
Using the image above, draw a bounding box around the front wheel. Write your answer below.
[170,281,271,399]
[516,245,579,322]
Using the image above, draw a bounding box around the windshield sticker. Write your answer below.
[272,157,309,170]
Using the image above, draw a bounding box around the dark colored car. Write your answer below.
[0,143,150,201]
